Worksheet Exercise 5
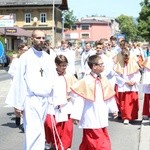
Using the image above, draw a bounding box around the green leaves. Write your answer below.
[138,0,150,42]
[63,9,77,29]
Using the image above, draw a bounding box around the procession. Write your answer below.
[0,0,150,150]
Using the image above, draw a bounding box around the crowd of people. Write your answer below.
[5,29,150,150]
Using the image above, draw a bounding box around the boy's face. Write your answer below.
[96,45,103,55]
[85,43,91,51]
[123,55,129,63]
[61,42,68,49]
[56,62,68,74]
[92,59,104,74]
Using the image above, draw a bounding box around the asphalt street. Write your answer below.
[0,68,149,150]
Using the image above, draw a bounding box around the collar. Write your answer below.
[32,47,43,57]
[90,72,101,79]
[56,68,66,76]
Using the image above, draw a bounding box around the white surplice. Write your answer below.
[50,72,76,122]
[115,65,141,92]
[142,68,150,93]
[5,47,56,150]
[70,80,118,129]
[80,50,95,76]
[8,57,19,79]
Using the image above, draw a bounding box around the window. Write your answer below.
[72,25,77,30]
[25,13,31,23]
[81,25,89,30]
[40,13,47,23]
[81,33,89,39]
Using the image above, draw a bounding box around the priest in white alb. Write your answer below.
[6,30,56,150]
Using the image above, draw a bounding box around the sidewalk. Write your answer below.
[139,119,150,150]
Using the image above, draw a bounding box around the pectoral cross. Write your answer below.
[40,68,44,77]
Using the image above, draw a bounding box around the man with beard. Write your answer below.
[6,30,56,150]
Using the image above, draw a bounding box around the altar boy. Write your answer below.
[70,55,118,150]
[114,48,141,124]
[44,55,77,150]
[141,58,150,119]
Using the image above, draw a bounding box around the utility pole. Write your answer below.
[62,12,65,40]
[52,0,55,48]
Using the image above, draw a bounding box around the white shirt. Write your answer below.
[5,48,56,110]
[115,68,141,92]
[142,68,150,94]
[80,50,95,75]
[56,48,76,74]
[70,79,118,129]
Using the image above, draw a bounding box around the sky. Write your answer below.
[67,0,142,19]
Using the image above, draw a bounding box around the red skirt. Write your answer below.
[79,128,111,150]
[120,91,139,120]
[44,114,55,144]
[114,84,122,112]
[142,94,150,116]
[44,114,73,150]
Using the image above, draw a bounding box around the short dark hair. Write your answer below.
[18,43,27,50]
[110,36,117,41]
[55,55,68,65]
[87,55,101,69]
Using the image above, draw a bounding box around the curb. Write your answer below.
[138,119,150,150]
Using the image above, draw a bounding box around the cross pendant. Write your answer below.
[40,68,44,77]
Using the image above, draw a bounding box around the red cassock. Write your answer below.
[44,114,73,150]
[114,84,122,112]
[120,91,139,120]
[79,128,111,150]
[142,94,150,116]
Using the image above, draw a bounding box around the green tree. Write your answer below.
[63,9,77,29]
[116,15,138,41]
[137,0,150,42]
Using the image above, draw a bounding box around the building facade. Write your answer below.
[65,17,119,45]
[0,0,68,50]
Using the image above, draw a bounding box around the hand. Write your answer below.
[130,82,135,86]
[113,111,118,119]
[14,108,22,117]
[126,81,134,86]
[67,96,71,101]
[73,119,79,125]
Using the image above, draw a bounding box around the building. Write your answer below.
[0,0,68,50]
[65,16,119,45]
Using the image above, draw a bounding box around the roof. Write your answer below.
[0,26,32,37]
[76,19,110,25]
[0,0,68,10]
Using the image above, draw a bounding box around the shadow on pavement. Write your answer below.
[7,112,14,116]
[1,122,17,129]
[142,121,150,126]
[109,116,142,126]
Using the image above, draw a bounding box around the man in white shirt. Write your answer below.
[80,42,95,78]
[6,30,56,150]
[56,40,76,76]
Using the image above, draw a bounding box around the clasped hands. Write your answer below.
[72,111,118,124]
[125,81,135,86]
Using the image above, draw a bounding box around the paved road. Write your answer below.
[0,68,149,150]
